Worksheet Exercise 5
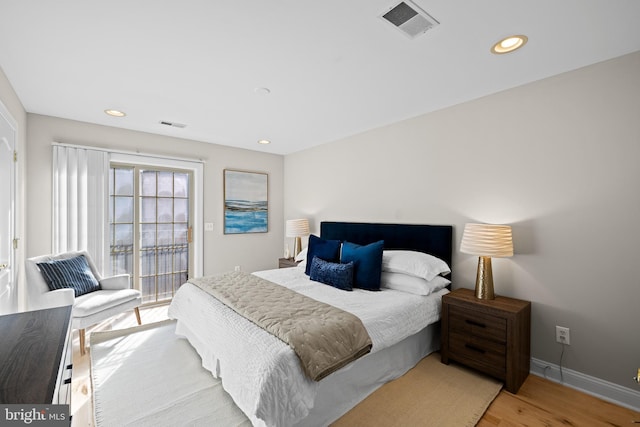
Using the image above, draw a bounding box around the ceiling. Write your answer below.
[1,1,639,155]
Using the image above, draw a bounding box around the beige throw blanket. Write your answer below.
[188,271,373,381]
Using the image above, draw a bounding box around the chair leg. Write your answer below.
[134,307,142,325]
[80,329,86,356]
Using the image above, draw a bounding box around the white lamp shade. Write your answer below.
[286,219,310,237]
[460,223,513,257]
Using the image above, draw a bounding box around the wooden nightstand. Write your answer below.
[441,288,531,393]
[278,258,300,268]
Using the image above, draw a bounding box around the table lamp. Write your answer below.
[460,223,513,300]
[286,219,310,259]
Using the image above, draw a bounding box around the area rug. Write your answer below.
[91,320,502,427]
[332,352,503,427]
[90,320,251,427]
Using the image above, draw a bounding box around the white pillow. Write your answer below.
[294,247,307,262]
[294,248,307,270]
[380,272,450,295]
[382,250,450,282]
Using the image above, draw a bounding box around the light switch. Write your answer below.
[204,222,214,231]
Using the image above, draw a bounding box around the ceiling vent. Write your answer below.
[159,120,187,129]
[380,1,439,39]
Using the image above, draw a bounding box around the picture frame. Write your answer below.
[223,169,268,234]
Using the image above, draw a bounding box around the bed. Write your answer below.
[168,221,453,427]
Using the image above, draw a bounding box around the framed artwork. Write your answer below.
[224,169,268,234]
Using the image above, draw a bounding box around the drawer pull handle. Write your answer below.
[64,378,72,385]
[466,319,486,328]
[465,343,486,354]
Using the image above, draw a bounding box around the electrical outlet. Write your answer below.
[556,326,570,345]
[234,265,241,272]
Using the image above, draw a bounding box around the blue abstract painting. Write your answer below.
[224,170,268,234]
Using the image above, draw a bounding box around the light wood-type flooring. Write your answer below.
[480,374,639,426]
[70,305,640,426]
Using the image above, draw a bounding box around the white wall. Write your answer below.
[285,52,640,394]
[26,114,285,275]
[0,66,27,312]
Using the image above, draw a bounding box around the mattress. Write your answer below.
[168,265,448,427]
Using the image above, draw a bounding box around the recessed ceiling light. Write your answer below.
[257,139,271,145]
[491,35,528,54]
[104,109,126,117]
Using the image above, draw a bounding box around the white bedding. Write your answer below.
[168,266,448,427]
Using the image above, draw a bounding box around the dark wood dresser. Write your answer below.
[0,305,73,404]
[441,288,531,393]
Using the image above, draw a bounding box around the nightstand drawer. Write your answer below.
[449,305,506,343]
[441,288,531,393]
[450,331,506,379]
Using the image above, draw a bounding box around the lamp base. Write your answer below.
[475,256,495,300]
[293,237,302,259]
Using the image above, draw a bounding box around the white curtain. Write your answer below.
[52,145,109,274]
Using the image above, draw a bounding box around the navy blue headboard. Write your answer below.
[320,222,453,271]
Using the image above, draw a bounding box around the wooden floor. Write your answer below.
[480,375,639,426]
[72,305,640,427]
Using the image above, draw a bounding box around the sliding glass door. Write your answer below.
[139,170,190,302]
[109,165,192,304]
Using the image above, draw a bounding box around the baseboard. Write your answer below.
[530,358,640,412]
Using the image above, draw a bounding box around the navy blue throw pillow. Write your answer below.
[38,255,100,297]
[305,234,341,276]
[341,240,384,291]
[309,257,354,291]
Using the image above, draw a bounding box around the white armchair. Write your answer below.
[26,250,142,355]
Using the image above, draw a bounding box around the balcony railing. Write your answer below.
[110,243,188,304]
